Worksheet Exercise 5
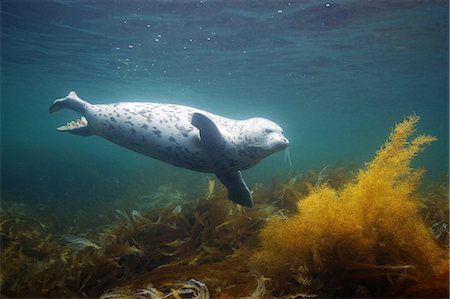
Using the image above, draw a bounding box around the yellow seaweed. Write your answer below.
[254,115,448,297]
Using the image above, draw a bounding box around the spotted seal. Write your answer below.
[50,91,289,207]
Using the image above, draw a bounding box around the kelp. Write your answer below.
[0,180,278,298]
[1,115,448,298]
[99,279,210,299]
[420,173,449,245]
[253,115,449,298]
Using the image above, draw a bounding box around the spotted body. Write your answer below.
[50,92,289,207]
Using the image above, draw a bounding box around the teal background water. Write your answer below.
[1,1,448,217]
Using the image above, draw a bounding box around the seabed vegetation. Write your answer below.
[1,115,448,298]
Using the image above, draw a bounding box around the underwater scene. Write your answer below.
[1,0,449,298]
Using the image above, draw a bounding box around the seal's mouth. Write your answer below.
[57,116,88,132]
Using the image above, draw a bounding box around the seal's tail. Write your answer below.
[50,91,92,136]
[49,91,89,114]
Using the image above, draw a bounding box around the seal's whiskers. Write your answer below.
[284,148,293,173]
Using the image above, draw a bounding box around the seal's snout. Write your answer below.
[278,136,289,150]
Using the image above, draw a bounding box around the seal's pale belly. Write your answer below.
[86,102,258,173]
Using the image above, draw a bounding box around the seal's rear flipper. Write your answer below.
[56,117,91,136]
[216,171,253,207]
[50,91,92,136]
[50,91,88,113]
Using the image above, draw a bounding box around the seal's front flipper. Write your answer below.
[191,113,224,149]
[216,171,253,207]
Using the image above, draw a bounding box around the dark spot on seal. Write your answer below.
[152,129,162,138]
[130,128,136,135]
[168,137,176,142]
[110,117,116,122]
[109,124,115,129]
[175,124,193,137]
[227,159,238,168]
[238,149,248,156]
[166,146,172,152]
[168,113,180,122]
[141,124,148,129]
[127,116,132,119]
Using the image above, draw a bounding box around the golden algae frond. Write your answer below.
[254,115,448,297]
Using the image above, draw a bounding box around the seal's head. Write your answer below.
[245,117,289,156]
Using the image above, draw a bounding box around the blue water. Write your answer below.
[1,0,448,213]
